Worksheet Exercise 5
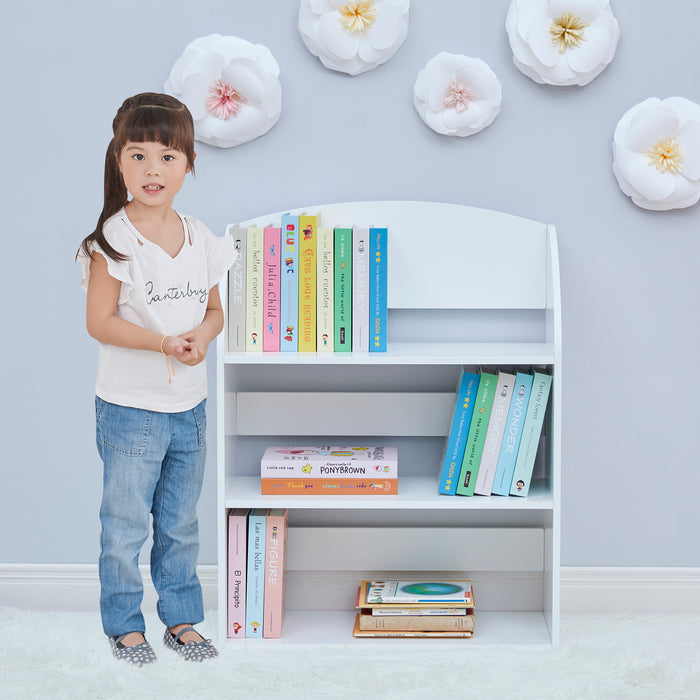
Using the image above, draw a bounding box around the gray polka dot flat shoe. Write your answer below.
[109,633,157,666]
[163,626,219,662]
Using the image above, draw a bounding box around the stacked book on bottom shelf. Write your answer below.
[353,579,475,638]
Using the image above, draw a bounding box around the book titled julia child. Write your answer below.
[227,508,248,638]
[263,226,281,352]
[298,214,317,352]
[245,226,264,352]
[226,226,246,353]
[245,508,266,638]
[263,509,288,638]
[369,227,388,352]
[280,213,299,352]
[317,227,334,352]
[261,446,398,478]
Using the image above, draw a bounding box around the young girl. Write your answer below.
[78,93,236,665]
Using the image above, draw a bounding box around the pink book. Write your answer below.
[263,227,281,352]
[227,508,249,638]
[263,508,288,638]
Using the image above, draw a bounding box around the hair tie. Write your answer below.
[160,335,176,384]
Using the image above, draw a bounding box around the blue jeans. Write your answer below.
[95,397,207,637]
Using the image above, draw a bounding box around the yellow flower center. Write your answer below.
[646,137,683,174]
[550,12,589,53]
[338,1,378,34]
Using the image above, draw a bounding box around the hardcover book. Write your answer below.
[316,226,334,352]
[359,580,474,608]
[352,227,370,352]
[245,508,267,638]
[369,227,388,352]
[298,214,317,352]
[352,615,473,638]
[263,508,288,638]
[263,226,281,352]
[280,213,299,352]
[245,226,264,352]
[261,446,398,479]
[333,227,352,352]
[227,508,248,638]
[475,369,516,496]
[491,370,534,496]
[509,370,553,497]
[456,369,498,496]
[226,226,246,353]
[261,478,398,495]
[437,368,481,495]
[358,613,475,632]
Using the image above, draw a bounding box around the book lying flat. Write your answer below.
[352,614,473,638]
[359,580,474,608]
[358,613,475,632]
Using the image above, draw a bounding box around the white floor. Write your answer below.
[2,607,699,699]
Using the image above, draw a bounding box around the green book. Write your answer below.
[456,369,498,496]
[333,228,352,352]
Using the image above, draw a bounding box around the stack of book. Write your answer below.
[260,446,398,495]
[227,508,289,639]
[353,579,475,638]
[226,213,388,353]
[437,367,552,498]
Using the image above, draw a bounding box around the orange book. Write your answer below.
[261,478,398,495]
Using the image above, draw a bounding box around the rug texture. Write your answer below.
[2,607,699,699]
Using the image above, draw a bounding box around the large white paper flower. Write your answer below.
[165,34,282,148]
[612,97,700,211]
[505,0,619,86]
[413,53,502,137]
[298,0,409,75]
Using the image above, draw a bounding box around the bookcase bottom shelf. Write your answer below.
[222,610,554,648]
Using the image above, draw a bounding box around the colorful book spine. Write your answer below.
[245,508,267,638]
[263,508,288,638]
[509,370,553,497]
[298,214,317,352]
[352,227,370,352]
[263,226,281,352]
[333,227,352,352]
[475,369,516,495]
[245,226,264,352]
[456,369,498,496]
[369,227,388,352]
[316,227,334,352]
[491,370,534,496]
[437,368,480,495]
[280,213,299,352]
[261,478,398,495]
[226,226,246,353]
[227,508,248,638]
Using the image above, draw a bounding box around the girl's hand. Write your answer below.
[162,335,196,364]
[175,328,209,366]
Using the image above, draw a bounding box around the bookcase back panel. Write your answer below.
[237,201,549,310]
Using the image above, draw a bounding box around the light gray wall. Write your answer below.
[1,1,698,568]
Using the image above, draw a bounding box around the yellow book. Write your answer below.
[245,226,264,352]
[298,214,317,352]
[316,226,334,352]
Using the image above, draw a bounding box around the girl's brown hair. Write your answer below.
[78,93,196,262]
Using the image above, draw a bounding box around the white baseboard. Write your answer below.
[2,565,699,614]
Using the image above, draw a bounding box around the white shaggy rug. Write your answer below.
[2,607,699,699]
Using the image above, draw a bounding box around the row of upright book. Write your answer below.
[438,367,552,497]
[226,213,388,353]
[227,508,288,639]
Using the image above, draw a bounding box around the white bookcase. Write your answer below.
[216,201,561,647]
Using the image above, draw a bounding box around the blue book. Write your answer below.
[509,370,552,497]
[369,227,388,352]
[245,508,267,638]
[491,370,534,495]
[280,214,299,351]
[438,368,480,495]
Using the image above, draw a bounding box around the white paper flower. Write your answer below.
[165,34,282,148]
[612,97,700,211]
[413,53,502,137]
[298,0,409,75]
[505,0,619,87]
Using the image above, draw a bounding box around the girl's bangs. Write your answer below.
[119,106,193,157]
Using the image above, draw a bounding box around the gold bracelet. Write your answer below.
[160,335,176,384]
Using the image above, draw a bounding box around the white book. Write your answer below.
[352,227,370,352]
[317,227,334,352]
[226,226,246,353]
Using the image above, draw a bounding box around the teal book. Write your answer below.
[437,368,481,495]
[455,369,498,496]
[509,370,552,497]
[334,227,352,352]
[369,227,388,352]
[491,370,534,496]
[245,508,267,638]
[280,213,299,352]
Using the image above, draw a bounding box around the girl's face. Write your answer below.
[118,141,194,211]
